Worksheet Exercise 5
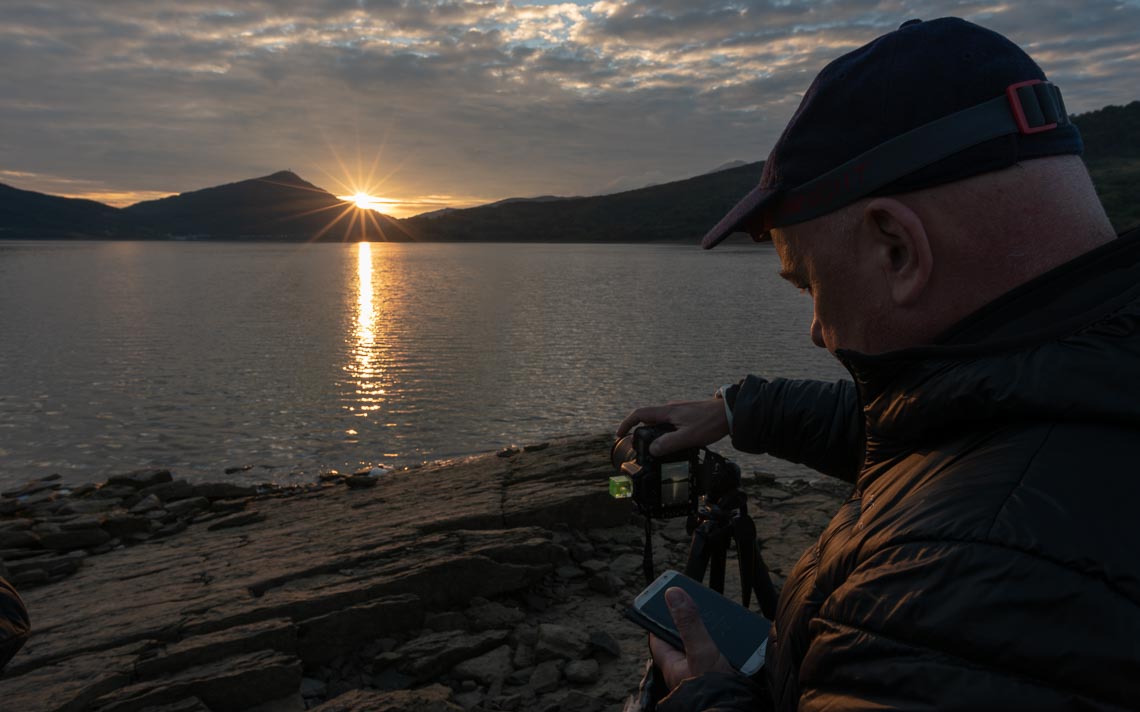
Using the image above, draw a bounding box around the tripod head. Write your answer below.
[683,482,777,618]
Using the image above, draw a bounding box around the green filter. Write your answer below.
[609,474,633,499]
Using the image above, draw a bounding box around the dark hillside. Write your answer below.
[400,162,764,243]
[123,171,407,241]
[0,183,126,239]
[1074,101,1140,231]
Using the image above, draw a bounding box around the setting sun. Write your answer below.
[342,191,388,211]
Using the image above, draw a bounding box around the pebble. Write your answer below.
[565,658,600,684]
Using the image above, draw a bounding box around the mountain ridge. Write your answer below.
[2,100,1137,240]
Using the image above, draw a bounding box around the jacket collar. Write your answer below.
[835,227,1140,478]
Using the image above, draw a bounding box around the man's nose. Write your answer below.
[810,316,826,349]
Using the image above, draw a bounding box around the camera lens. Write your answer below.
[610,434,636,469]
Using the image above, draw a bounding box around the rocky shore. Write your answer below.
[0,434,848,712]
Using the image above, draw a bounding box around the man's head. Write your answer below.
[703,17,1115,354]
[766,156,1114,353]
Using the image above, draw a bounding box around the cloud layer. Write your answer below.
[2,0,1138,216]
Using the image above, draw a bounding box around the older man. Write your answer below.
[618,17,1140,711]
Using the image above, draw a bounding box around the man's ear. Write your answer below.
[862,198,932,306]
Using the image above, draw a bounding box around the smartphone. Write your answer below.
[625,569,769,675]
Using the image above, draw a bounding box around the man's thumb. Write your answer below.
[665,588,719,661]
[649,432,679,457]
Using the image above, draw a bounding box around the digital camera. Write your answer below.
[609,424,741,519]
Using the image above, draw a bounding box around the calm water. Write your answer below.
[0,241,848,488]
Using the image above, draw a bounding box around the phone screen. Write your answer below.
[634,570,770,673]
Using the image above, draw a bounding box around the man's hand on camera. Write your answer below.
[616,398,729,456]
[650,587,735,691]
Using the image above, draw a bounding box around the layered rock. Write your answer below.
[0,435,847,711]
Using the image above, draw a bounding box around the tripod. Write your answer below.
[682,487,778,620]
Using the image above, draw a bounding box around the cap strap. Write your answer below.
[769,80,1070,228]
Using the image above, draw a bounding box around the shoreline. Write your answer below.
[0,434,847,711]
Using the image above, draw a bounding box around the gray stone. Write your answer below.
[344,474,378,489]
[139,480,196,502]
[564,659,600,684]
[108,469,174,489]
[609,553,644,579]
[102,514,152,540]
[588,630,622,658]
[452,689,484,710]
[191,482,257,501]
[560,690,606,712]
[2,477,61,498]
[245,694,306,712]
[0,529,40,549]
[59,498,124,515]
[534,623,590,662]
[300,677,327,698]
[154,520,189,538]
[588,572,624,597]
[0,518,34,531]
[136,698,211,712]
[555,565,585,580]
[579,559,608,575]
[451,644,513,686]
[308,686,461,711]
[0,641,149,712]
[467,601,525,631]
[370,667,413,691]
[424,611,468,632]
[297,594,423,665]
[528,660,562,694]
[92,650,302,712]
[135,618,297,679]
[397,629,510,682]
[166,497,211,516]
[206,511,266,531]
[7,550,85,577]
[40,524,112,553]
[512,644,534,669]
[130,495,164,514]
[10,568,49,586]
[569,541,594,562]
[95,485,139,500]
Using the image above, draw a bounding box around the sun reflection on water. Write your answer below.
[346,241,389,418]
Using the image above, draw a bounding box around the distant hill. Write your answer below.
[399,162,763,243]
[0,100,1136,241]
[124,171,407,241]
[1074,100,1140,232]
[0,182,127,239]
[400,102,1139,241]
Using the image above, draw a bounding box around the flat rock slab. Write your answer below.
[0,435,849,712]
[0,435,628,711]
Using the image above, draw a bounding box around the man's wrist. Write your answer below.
[714,383,738,436]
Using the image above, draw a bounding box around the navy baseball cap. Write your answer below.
[701,17,1083,248]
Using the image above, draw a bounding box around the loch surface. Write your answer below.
[0,240,847,487]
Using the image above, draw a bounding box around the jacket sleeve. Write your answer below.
[726,377,862,483]
[0,575,30,671]
[658,671,773,712]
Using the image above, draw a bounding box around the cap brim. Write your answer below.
[700,184,778,249]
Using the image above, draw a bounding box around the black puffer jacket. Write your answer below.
[0,576,29,671]
[660,228,1140,711]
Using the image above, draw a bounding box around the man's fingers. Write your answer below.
[665,588,723,669]
[648,430,685,457]
[616,406,664,437]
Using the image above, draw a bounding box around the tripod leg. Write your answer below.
[683,523,713,584]
[752,539,779,620]
[731,514,757,609]
[708,539,727,594]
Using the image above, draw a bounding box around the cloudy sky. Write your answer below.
[2,0,1138,217]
